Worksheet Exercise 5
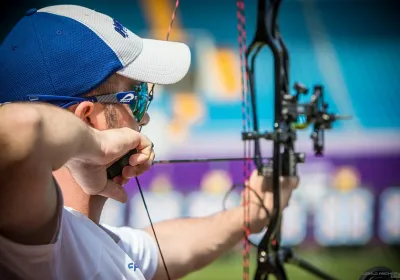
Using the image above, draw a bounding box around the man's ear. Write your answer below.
[72,101,95,126]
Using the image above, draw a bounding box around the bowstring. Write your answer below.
[135,1,180,279]
[237,0,252,280]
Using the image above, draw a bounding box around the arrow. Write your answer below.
[153,157,271,164]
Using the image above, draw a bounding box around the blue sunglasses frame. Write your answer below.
[27,82,153,123]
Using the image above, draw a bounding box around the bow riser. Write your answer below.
[242,0,349,279]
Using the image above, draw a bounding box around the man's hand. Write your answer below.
[244,169,299,233]
[65,127,154,203]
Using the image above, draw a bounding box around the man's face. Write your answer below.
[74,75,151,132]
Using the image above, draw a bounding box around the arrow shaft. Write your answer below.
[153,157,271,164]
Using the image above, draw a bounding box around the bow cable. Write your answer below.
[237,0,252,279]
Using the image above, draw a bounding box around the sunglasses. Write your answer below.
[27,82,153,123]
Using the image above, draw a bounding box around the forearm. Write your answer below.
[146,206,249,280]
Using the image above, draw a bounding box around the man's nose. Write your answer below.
[140,113,150,126]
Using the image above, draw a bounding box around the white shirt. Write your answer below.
[0,185,158,280]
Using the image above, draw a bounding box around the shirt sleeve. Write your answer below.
[100,224,159,280]
[0,177,65,279]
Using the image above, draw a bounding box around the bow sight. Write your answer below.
[241,0,350,279]
[242,82,350,175]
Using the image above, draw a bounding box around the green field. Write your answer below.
[182,246,400,280]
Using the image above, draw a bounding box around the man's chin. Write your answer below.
[53,167,109,223]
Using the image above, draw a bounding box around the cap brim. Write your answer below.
[117,39,191,85]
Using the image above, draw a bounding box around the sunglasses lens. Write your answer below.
[130,83,149,122]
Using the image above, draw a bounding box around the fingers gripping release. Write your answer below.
[106,149,138,180]
[106,142,155,180]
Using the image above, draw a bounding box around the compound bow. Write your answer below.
[106,0,350,279]
[240,0,350,279]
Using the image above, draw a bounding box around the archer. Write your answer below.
[0,4,299,280]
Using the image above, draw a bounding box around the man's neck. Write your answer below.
[53,167,107,224]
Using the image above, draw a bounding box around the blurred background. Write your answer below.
[2,0,399,279]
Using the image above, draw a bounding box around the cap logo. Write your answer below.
[113,19,128,38]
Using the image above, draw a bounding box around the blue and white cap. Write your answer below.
[0,5,191,103]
